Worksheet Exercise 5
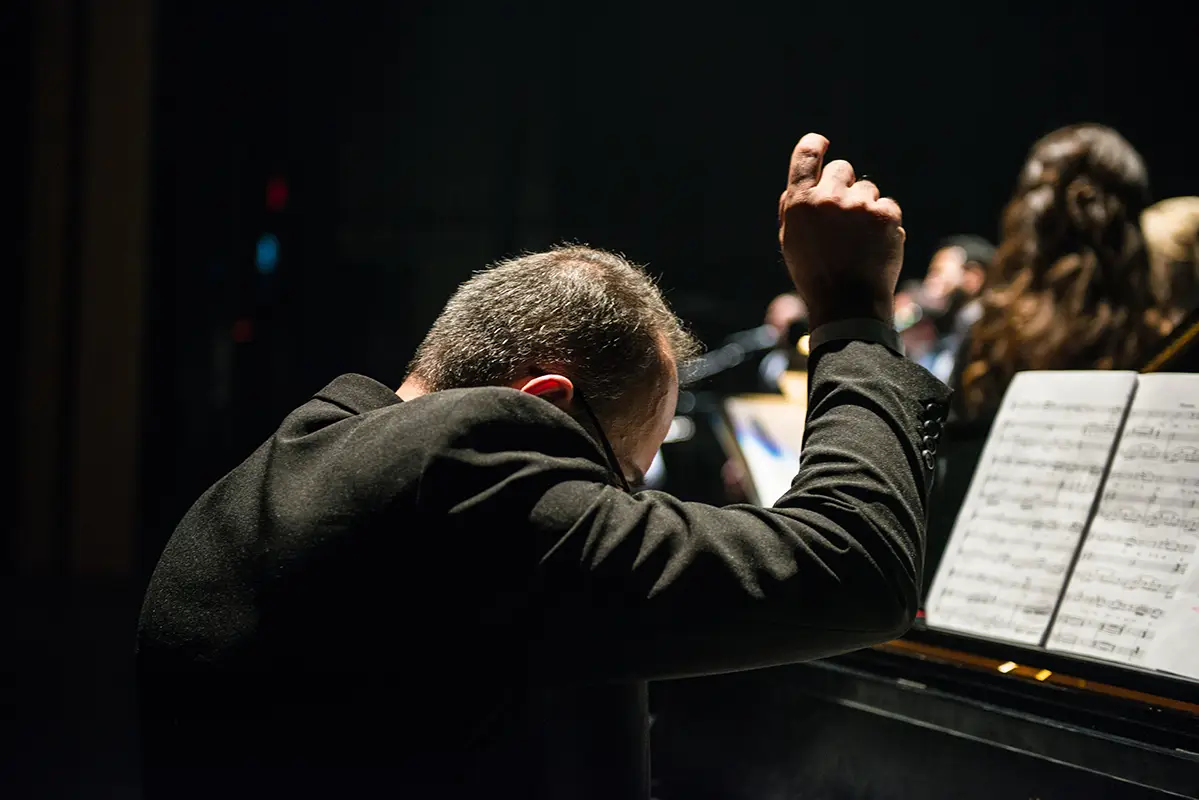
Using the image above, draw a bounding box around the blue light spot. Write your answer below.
[255,233,279,274]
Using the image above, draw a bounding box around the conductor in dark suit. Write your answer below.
[136,133,951,799]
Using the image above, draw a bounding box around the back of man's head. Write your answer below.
[408,245,700,438]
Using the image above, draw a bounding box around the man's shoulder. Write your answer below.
[284,379,577,441]
[269,382,596,477]
[427,386,575,422]
[297,376,583,433]
[411,386,595,452]
[370,386,610,519]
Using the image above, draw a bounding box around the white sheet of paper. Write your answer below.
[1046,373,1199,679]
[1144,570,1199,681]
[926,371,1138,645]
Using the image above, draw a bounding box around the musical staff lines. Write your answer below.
[1077,551,1189,573]
[1047,373,1199,678]
[1059,589,1166,618]
[1048,633,1146,661]
[1068,570,1179,597]
[943,568,1061,595]
[926,371,1138,646]
[1054,613,1156,641]
[1088,532,1196,553]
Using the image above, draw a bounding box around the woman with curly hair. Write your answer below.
[953,123,1165,422]
[925,124,1166,595]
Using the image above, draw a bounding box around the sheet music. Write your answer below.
[1047,374,1199,679]
[926,371,1138,645]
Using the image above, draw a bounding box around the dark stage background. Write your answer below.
[7,1,1196,796]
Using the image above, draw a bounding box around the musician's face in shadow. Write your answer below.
[619,356,680,489]
[923,245,985,312]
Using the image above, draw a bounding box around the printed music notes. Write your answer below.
[926,370,1199,680]
[926,371,1139,645]
[1047,374,1199,679]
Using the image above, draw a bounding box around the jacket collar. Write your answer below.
[314,374,402,415]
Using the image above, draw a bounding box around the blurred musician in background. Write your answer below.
[890,237,993,384]
[894,279,937,366]
[758,292,808,390]
[1142,196,1199,333]
[714,292,810,502]
[916,235,994,382]
[927,123,1164,593]
[952,123,1164,422]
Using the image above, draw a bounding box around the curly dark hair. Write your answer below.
[407,245,700,438]
[957,124,1165,421]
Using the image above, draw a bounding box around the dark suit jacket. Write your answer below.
[136,340,950,799]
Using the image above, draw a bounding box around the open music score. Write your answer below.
[1047,374,1199,680]
[926,371,1138,645]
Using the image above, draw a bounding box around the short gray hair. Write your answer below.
[408,245,700,434]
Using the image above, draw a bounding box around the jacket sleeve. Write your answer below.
[420,340,952,683]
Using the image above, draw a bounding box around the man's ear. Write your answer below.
[517,374,575,411]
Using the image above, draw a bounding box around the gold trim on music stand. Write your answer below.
[874,639,1199,716]
[1142,316,1199,373]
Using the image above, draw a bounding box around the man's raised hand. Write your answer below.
[778,133,905,330]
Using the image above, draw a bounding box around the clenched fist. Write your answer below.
[778,133,905,330]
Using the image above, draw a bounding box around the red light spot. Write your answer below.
[232,319,255,343]
[266,177,289,212]
[916,609,926,618]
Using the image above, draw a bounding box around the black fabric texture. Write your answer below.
[136,340,950,799]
